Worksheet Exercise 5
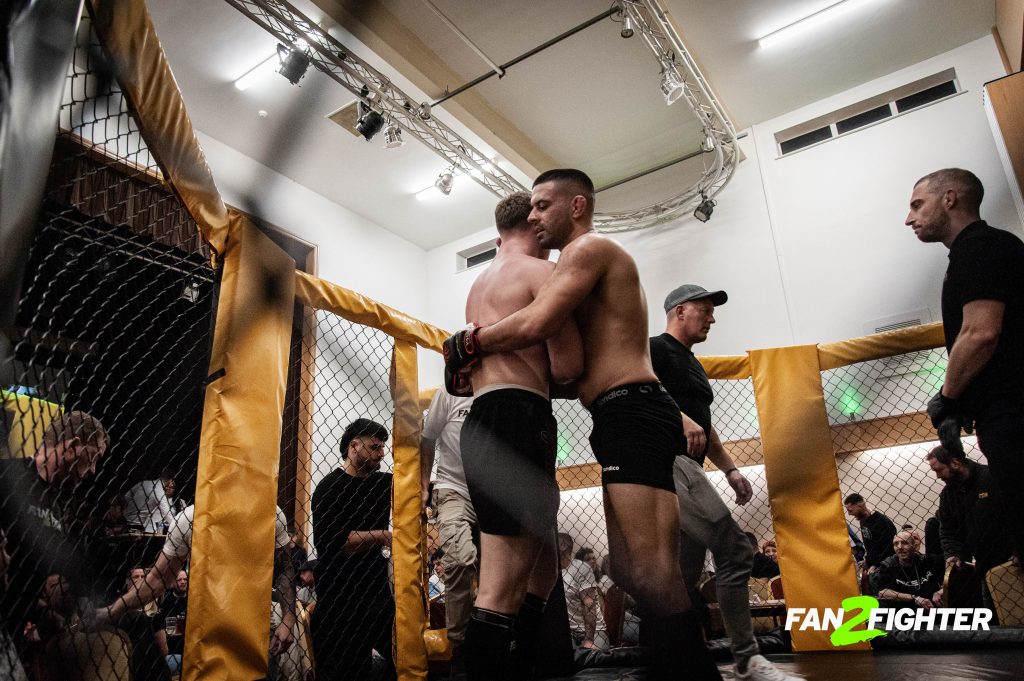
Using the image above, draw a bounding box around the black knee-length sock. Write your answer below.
[513,593,547,680]
[465,607,516,681]
[648,610,722,681]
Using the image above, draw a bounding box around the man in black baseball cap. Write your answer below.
[651,285,798,681]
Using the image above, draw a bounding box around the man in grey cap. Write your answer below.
[650,285,797,681]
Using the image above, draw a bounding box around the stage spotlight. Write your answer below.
[355,100,385,141]
[276,44,310,85]
[621,15,635,38]
[382,123,404,148]
[435,169,454,195]
[693,195,716,223]
[660,67,684,105]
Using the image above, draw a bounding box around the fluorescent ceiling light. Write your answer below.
[234,53,278,91]
[758,0,884,49]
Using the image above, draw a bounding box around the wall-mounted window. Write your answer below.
[456,239,497,272]
[775,68,961,157]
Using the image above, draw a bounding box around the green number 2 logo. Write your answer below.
[830,595,888,646]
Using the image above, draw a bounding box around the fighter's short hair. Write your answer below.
[533,168,595,217]
[495,191,533,233]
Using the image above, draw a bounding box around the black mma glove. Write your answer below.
[927,392,965,455]
[926,391,958,428]
[444,364,473,397]
[442,326,482,372]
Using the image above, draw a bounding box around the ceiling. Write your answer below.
[145,0,995,250]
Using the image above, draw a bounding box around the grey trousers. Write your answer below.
[435,487,479,647]
[674,455,759,664]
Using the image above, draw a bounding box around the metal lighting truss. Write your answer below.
[223,0,737,233]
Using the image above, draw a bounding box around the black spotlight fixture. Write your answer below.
[354,86,385,141]
[693,194,716,223]
[276,43,310,85]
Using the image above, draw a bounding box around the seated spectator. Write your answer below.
[926,446,1015,576]
[296,560,317,608]
[124,468,177,533]
[158,569,188,675]
[874,530,944,608]
[746,533,779,579]
[844,493,897,570]
[575,547,598,577]
[97,503,295,672]
[558,533,608,650]
[101,494,130,537]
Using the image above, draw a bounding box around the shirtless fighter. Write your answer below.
[444,170,722,680]
[457,191,583,681]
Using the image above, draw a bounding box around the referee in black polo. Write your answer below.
[905,167,1024,567]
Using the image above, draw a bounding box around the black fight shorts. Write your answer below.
[587,382,684,492]
[461,388,559,537]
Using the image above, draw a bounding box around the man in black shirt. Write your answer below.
[311,418,395,681]
[925,445,1013,576]
[0,411,107,644]
[906,167,1024,565]
[651,285,797,681]
[843,493,896,570]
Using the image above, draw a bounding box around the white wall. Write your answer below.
[422,35,1021,358]
[196,131,430,321]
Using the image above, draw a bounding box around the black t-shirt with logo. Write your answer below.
[941,221,1024,413]
[649,333,713,463]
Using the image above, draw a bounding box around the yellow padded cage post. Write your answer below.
[749,345,868,652]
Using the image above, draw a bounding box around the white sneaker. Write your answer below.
[735,654,802,681]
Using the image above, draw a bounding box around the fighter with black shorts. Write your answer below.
[587,382,685,492]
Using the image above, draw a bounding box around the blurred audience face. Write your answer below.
[162,475,176,498]
[762,541,778,561]
[175,570,188,594]
[844,501,869,521]
[434,561,446,581]
[44,573,74,613]
[927,455,968,484]
[299,569,315,587]
[892,531,917,563]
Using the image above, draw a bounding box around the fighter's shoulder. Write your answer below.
[560,232,624,263]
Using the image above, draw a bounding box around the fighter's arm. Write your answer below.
[941,300,1004,398]
[705,427,751,505]
[545,318,583,386]
[478,237,606,352]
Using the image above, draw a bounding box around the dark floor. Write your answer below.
[554,649,1024,681]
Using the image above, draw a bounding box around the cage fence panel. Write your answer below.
[2,11,214,681]
[820,346,1022,618]
[275,308,398,680]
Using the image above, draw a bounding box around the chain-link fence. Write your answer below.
[824,347,1021,620]
[1,11,215,681]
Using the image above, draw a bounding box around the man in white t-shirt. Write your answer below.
[97,505,296,657]
[557,532,608,650]
[124,469,177,533]
[420,388,475,661]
